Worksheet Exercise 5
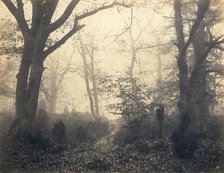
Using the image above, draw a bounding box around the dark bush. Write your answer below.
[113,128,135,145]
[34,108,50,139]
[0,112,13,138]
[51,120,66,144]
[88,117,110,141]
[133,140,150,153]
[171,130,202,159]
[60,113,110,146]
[74,126,88,144]
[86,157,111,171]
[113,113,179,146]
[205,116,224,140]
[0,130,55,171]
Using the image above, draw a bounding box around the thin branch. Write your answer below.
[114,7,133,41]
[76,2,131,21]
[134,18,150,42]
[136,41,174,51]
[206,69,224,75]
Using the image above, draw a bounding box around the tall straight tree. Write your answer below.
[76,33,100,119]
[1,0,130,135]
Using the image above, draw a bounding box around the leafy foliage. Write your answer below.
[99,75,154,134]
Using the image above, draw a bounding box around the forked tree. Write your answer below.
[1,0,130,136]
[174,0,224,134]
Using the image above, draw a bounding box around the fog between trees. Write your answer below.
[1,0,224,172]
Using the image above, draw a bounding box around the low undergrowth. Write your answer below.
[1,137,224,172]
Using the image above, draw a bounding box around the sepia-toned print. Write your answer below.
[0,0,224,172]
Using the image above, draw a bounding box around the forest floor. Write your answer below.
[2,131,224,173]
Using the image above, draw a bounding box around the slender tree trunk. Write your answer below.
[79,42,96,118]
[90,53,99,117]
[83,57,95,118]
[77,35,99,119]
[157,55,162,83]
[49,94,57,113]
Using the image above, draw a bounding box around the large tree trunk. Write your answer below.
[15,43,33,120]
[10,34,46,136]
[10,41,33,135]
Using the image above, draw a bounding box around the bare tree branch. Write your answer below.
[76,1,131,21]
[2,0,30,39]
[48,0,80,33]
[44,20,84,58]
[45,1,131,58]
[200,36,224,63]
[136,41,174,51]
[178,0,210,59]
[114,7,133,41]
[2,0,18,19]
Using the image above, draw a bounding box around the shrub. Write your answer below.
[61,113,110,146]
[74,126,88,144]
[171,130,201,159]
[86,157,111,171]
[205,116,224,140]
[51,120,66,144]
